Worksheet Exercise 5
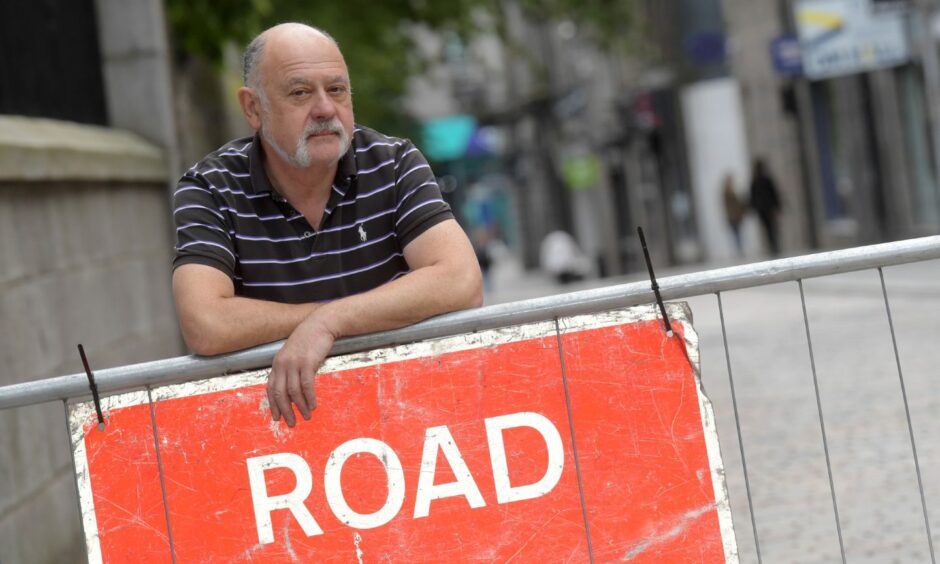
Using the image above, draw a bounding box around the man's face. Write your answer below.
[253,31,354,169]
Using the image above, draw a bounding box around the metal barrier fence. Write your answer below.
[2,235,940,563]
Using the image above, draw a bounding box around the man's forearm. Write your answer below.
[181,295,318,356]
[310,260,482,342]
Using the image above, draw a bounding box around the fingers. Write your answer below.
[266,372,281,422]
[268,362,316,428]
[268,321,333,427]
[302,370,317,413]
[268,366,295,427]
[287,369,311,422]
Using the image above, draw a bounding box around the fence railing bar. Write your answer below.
[716,292,763,564]
[2,236,939,410]
[798,279,847,564]
[878,267,936,564]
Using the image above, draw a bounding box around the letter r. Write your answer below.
[246,453,323,545]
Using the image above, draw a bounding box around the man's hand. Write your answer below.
[267,312,337,427]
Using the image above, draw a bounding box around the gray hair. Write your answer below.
[242,35,267,89]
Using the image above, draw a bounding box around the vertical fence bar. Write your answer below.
[797,279,847,563]
[147,386,177,564]
[553,318,596,563]
[878,267,936,563]
[716,292,763,564]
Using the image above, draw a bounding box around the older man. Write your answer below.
[172,23,482,427]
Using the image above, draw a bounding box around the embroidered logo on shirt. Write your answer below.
[358,224,367,242]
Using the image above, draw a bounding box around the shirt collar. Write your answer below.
[246,132,358,196]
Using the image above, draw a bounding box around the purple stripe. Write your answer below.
[215,187,269,199]
[397,164,430,182]
[357,158,395,175]
[317,208,395,235]
[242,252,404,287]
[355,140,403,152]
[174,185,211,197]
[240,231,396,265]
[217,142,252,156]
[199,167,251,178]
[234,232,306,243]
[176,222,229,235]
[335,181,395,208]
[177,240,236,260]
[174,204,224,220]
[175,185,269,200]
[396,199,445,226]
[395,180,439,211]
[393,147,419,169]
[219,207,283,221]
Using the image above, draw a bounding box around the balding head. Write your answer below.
[243,23,340,91]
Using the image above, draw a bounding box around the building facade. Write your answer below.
[722,0,940,250]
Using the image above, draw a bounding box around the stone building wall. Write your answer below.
[0,117,184,563]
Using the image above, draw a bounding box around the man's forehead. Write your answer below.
[284,74,349,86]
[261,27,347,75]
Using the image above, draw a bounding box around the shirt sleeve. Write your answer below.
[393,140,454,247]
[172,171,237,278]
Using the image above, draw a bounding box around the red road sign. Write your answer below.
[69,305,737,562]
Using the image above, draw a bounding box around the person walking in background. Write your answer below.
[749,158,782,256]
[722,173,746,257]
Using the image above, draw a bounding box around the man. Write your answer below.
[172,23,483,427]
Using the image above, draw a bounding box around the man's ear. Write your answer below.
[238,87,263,130]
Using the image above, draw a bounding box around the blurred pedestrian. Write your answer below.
[749,158,782,256]
[539,231,591,284]
[722,173,746,257]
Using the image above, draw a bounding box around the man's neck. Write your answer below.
[261,143,337,208]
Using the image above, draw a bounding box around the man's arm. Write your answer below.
[173,218,482,424]
[267,219,482,426]
[172,265,320,355]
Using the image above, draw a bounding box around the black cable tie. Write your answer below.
[78,344,105,431]
[637,227,674,337]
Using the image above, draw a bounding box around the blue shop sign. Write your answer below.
[770,34,804,76]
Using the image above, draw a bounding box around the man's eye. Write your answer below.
[290,90,309,98]
[330,86,348,95]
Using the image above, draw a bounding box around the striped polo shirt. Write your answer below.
[172,125,454,304]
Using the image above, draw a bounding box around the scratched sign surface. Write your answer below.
[68,304,737,562]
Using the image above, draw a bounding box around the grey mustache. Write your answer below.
[305,120,343,136]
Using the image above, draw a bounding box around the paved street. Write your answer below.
[487,251,940,563]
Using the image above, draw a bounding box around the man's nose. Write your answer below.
[308,89,337,120]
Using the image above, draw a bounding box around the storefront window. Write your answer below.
[811,81,849,222]
[898,66,940,226]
